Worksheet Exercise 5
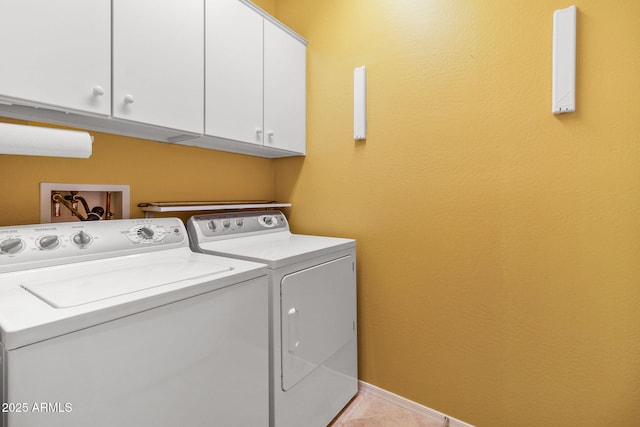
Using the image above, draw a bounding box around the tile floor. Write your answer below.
[329,388,446,427]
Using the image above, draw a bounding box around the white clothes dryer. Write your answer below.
[0,218,269,427]
[187,210,358,427]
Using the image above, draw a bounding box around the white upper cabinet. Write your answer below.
[113,0,204,134]
[0,0,304,157]
[206,0,264,146]
[205,0,306,155]
[0,0,111,115]
[263,20,306,154]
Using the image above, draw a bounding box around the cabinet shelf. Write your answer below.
[138,201,291,218]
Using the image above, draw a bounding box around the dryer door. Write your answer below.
[280,255,356,391]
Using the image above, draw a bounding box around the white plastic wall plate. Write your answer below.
[354,66,367,140]
[552,5,577,114]
[40,183,130,223]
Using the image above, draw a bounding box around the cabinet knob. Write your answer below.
[267,130,275,137]
[92,86,105,96]
[255,128,263,135]
[123,94,135,104]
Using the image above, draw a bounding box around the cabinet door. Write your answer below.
[264,20,306,154]
[0,0,110,115]
[113,0,204,134]
[205,0,263,146]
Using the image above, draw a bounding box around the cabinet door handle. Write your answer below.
[123,94,135,104]
[92,86,105,96]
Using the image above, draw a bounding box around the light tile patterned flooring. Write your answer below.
[329,388,445,427]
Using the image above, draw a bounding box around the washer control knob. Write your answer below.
[138,227,154,240]
[126,225,165,243]
[222,219,231,229]
[207,220,217,231]
[235,218,244,227]
[72,231,92,246]
[0,238,25,254]
[38,235,61,250]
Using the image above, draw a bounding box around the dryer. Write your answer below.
[0,218,269,427]
[187,210,357,427]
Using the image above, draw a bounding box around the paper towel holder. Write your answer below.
[0,122,93,158]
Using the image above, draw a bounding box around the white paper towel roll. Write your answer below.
[0,122,93,158]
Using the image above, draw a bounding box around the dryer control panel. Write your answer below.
[0,218,187,273]
[188,210,289,241]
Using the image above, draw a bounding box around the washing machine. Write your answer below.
[0,218,269,427]
[187,210,357,427]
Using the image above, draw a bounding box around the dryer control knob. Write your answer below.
[259,215,278,228]
[222,219,231,229]
[207,220,217,231]
[235,218,244,227]
[0,238,25,254]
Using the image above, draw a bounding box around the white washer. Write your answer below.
[187,211,357,427]
[0,218,269,427]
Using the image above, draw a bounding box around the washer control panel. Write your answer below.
[0,218,187,272]
[188,210,289,240]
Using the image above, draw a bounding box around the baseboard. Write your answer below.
[358,381,475,427]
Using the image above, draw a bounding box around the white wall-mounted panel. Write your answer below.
[354,66,367,140]
[552,5,577,114]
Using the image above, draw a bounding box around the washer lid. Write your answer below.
[21,252,231,308]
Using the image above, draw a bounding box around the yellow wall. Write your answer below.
[256,0,275,15]
[274,0,640,425]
